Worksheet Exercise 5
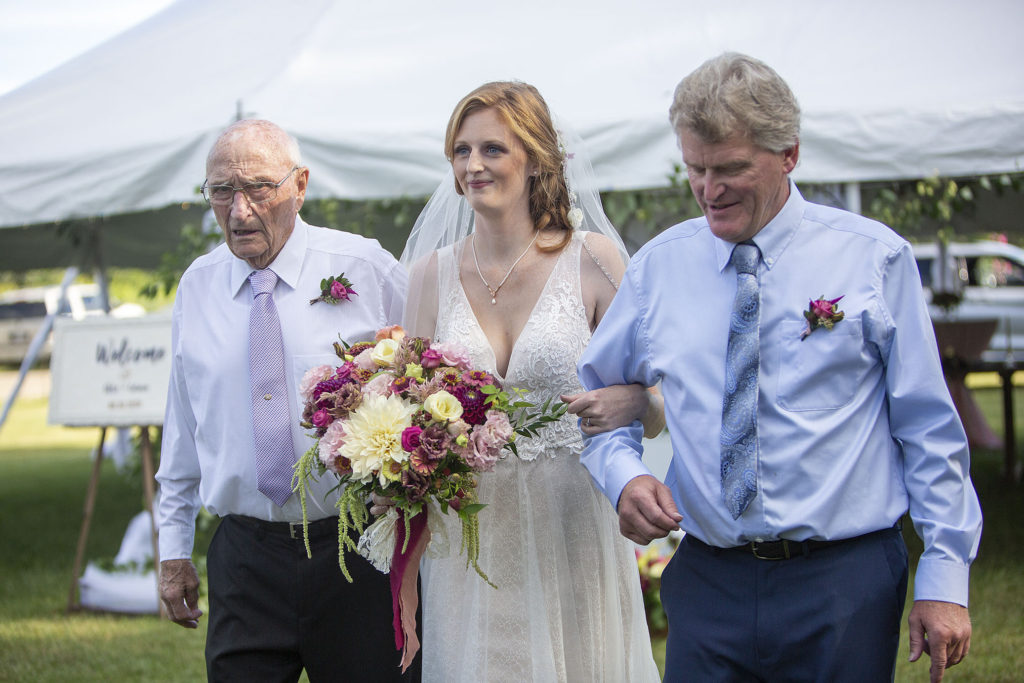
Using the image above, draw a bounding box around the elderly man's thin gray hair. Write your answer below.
[206,119,303,170]
[669,52,801,153]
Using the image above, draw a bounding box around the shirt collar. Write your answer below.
[713,178,805,272]
[229,215,308,297]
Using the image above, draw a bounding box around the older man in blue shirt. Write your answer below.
[579,53,982,682]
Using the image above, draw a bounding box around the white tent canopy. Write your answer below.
[1,0,1022,229]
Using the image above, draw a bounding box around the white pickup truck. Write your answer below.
[912,240,1024,360]
[0,284,143,365]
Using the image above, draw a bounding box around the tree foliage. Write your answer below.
[864,173,1024,242]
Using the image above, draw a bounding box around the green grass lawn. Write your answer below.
[1,385,1022,681]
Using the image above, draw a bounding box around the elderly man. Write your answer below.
[156,119,412,681]
[579,53,982,682]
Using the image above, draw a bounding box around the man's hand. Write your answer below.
[369,492,395,517]
[159,558,203,629]
[616,475,682,544]
[908,599,972,683]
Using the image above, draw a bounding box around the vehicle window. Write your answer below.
[916,258,933,288]
[0,302,47,319]
[81,294,104,311]
[972,256,1024,287]
[55,297,73,315]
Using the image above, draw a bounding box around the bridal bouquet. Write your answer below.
[291,326,564,668]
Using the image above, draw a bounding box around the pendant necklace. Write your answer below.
[472,230,540,304]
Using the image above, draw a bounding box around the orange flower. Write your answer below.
[375,325,406,342]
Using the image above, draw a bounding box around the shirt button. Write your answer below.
[264,393,273,400]
[754,537,764,543]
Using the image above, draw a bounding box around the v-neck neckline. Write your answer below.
[455,236,572,381]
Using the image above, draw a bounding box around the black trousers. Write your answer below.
[661,526,908,682]
[206,514,420,682]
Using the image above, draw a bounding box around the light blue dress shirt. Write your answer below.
[579,182,982,606]
[156,217,407,561]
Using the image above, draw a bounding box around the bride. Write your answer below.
[401,81,663,682]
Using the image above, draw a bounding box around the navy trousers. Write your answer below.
[205,514,420,682]
[661,526,908,682]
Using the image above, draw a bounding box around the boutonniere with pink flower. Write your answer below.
[801,295,845,340]
[310,273,357,305]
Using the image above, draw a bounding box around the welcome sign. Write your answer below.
[48,314,172,427]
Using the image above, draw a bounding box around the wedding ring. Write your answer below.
[585,417,591,427]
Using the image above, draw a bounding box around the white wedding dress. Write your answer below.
[420,232,659,682]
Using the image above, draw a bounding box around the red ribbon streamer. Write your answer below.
[390,509,429,673]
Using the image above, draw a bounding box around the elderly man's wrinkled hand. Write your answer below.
[370,492,396,517]
[616,475,682,545]
[159,558,203,629]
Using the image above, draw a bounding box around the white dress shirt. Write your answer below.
[157,217,407,561]
[579,182,982,606]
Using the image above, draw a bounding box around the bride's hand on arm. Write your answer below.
[571,235,665,437]
[561,384,664,437]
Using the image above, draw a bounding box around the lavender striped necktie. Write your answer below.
[721,242,760,519]
[248,269,294,507]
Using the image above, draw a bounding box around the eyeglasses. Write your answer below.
[201,167,300,205]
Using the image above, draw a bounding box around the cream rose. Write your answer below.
[370,338,400,367]
[423,390,464,422]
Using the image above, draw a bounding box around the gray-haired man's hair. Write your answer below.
[669,52,800,152]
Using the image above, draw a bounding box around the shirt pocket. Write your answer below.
[774,317,866,412]
[291,353,342,415]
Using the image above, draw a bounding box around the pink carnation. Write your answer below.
[417,423,451,460]
[467,430,502,472]
[465,411,513,471]
[431,341,472,371]
[481,410,513,444]
[362,373,392,397]
[300,364,334,402]
[354,348,377,370]
[318,420,347,472]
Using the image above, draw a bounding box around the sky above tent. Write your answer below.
[1,0,1022,232]
[0,0,174,96]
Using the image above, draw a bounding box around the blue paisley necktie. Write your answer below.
[721,242,760,519]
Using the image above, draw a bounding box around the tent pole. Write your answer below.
[844,181,862,215]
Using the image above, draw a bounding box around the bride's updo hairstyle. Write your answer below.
[444,81,573,252]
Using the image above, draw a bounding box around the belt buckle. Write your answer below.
[289,522,301,540]
[750,540,790,560]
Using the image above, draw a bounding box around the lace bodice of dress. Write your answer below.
[435,232,590,461]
